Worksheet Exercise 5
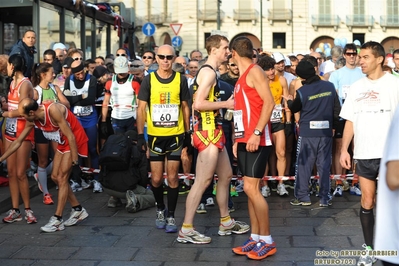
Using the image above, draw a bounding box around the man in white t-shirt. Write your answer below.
[340,41,399,266]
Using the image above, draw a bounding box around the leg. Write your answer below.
[214,148,233,218]
[316,137,332,204]
[36,142,50,195]
[150,160,165,209]
[358,176,376,247]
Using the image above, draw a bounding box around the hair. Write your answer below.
[67,48,83,58]
[23,29,35,37]
[343,43,358,54]
[95,56,105,62]
[302,54,318,68]
[84,59,95,68]
[335,56,346,69]
[257,56,276,71]
[106,62,114,73]
[31,62,53,87]
[331,46,343,58]
[43,49,56,60]
[0,54,9,76]
[230,37,253,59]
[22,98,39,115]
[143,50,155,58]
[189,49,202,59]
[172,63,185,75]
[105,54,115,60]
[289,55,298,63]
[383,65,393,74]
[205,35,228,55]
[393,49,399,57]
[361,41,385,67]
[8,54,26,79]
[253,48,259,62]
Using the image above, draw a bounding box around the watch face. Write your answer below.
[254,129,261,136]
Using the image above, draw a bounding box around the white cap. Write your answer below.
[113,56,129,74]
[272,52,285,63]
[284,56,291,66]
[52,42,66,50]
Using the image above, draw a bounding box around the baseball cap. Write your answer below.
[284,56,291,66]
[53,42,67,50]
[93,66,109,79]
[113,56,129,74]
[63,57,74,68]
[272,52,285,63]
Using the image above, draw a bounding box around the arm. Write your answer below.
[101,93,111,122]
[181,101,190,132]
[279,76,291,122]
[386,161,399,191]
[0,122,34,161]
[340,120,354,170]
[283,92,302,113]
[136,100,147,135]
[54,84,70,108]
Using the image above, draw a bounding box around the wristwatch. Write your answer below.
[254,129,262,136]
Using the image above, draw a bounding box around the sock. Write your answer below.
[38,167,49,194]
[167,186,179,217]
[251,234,260,241]
[182,223,194,233]
[259,235,273,244]
[151,185,165,210]
[54,214,62,220]
[12,208,20,213]
[360,207,374,248]
[72,205,82,211]
[220,215,232,226]
[46,161,53,175]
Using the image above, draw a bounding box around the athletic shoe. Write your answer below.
[24,209,37,224]
[277,183,289,196]
[196,203,207,214]
[232,237,257,255]
[43,194,54,205]
[319,199,333,207]
[357,244,377,266]
[40,216,65,232]
[342,180,350,191]
[228,206,235,213]
[156,209,167,229]
[92,180,103,193]
[2,209,22,223]
[107,196,122,208]
[81,179,91,189]
[205,197,215,206]
[261,185,271,198]
[218,220,250,236]
[33,173,43,192]
[285,180,295,189]
[290,198,311,206]
[333,185,343,197]
[165,217,178,233]
[64,207,89,226]
[246,240,277,260]
[126,190,138,213]
[70,180,82,192]
[350,183,362,196]
[235,180,244,193]
[176,229,211,244]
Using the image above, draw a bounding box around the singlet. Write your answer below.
[146,71,185,136]
[35,84,58,105]
[269,75,285,123]
[69,75,93,117]
[109,74,137,120]
[233,64,272,146]
[5,77,34,141]
[192,65,223,131]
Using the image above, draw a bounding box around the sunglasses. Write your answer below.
[345,52,357,56]
[229,63,237,67]
[157,54,174,60]
[142,56,153,59]
[73,57,83,61]
[116,53,127,57]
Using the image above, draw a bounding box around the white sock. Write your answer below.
[259,235,273,244]
[37,167,49,194]
[251,234,260,241]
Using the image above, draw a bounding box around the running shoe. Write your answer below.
[2,209,22,223]
[33,173,43,192]
[290,198,311,206]
[228,206,235,213]
[218,220,250,236]
[333,185,343,197]
[235,180,244,193]
[126,190,138,213]
[107,196,122,208]
[350,183,362,196]
[232,237,257,255]
[156,209,166,229]
[205,197,215,206]
[319,199,333,207]
[261,185,271,198]
[64,207,89,226]
[357,244,377,266]
[43,194,54,205]
[342,180,350,191]
[24,209,37,224]
[81,179,91,189]
[176,229,211,244]
[165,217,178,233]
[196,203,207,214]
[92,180,103,193]
[40,216,65,233]
[246,240,277,260]
[70,180,82,192]
[277,183,289,196]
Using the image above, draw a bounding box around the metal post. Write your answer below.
[217,0,221,30]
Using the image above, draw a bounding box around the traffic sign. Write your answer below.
[170,23,183,35]
[172,36,183,47]
[142,22,156,36]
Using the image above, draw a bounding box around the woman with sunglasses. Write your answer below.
[67,49,84,62]
[142,50,155,73]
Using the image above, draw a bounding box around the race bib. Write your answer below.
[42,130,63,144]
[73,105,93,116]
[270,104,283,123]
[5,118,17,138]
[151,104,179,127]
[234,110,244,139]
[310,120,329,129]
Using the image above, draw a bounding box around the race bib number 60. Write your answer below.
[151,104,179,127]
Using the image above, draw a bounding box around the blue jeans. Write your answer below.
[111,116,136,135]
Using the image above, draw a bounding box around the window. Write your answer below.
[319,0,331,14]
[387,0,399,23]
[273,0,285,9]
[353,33,365,45]
[353,0,365,23]
[273,33,286,49]
[204,32,211,48]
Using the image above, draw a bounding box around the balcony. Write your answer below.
[150,13,174,25]
[311,14,340,31]
[232,9,259,25]
[380,15,399,31]
[267,9,292,25]
[346,15,374,31]
[198,9,225,24]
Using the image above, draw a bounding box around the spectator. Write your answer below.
[9,30,37,78]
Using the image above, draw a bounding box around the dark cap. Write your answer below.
[63,57,74,68]
[296,60,316,79]
[93,66,108,79]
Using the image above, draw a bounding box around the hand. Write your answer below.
[282,94,294,101]
[225,95,234,110]
[100,122,108,136]
[340,150,351,170]
[63,90,72,96]
[246,134,260,153]
[232,142,238,159]
[183,131,192,149]
[284,123,293,137]
[137,134,147,153]
[82,93,88,99]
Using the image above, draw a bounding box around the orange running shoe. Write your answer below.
[43,194,54,205]
[246,240,277,260]
[232,237,257,255]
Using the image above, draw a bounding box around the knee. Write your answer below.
[276,149,286,159]
[361,195,375,209]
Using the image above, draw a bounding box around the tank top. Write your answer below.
[269,75,285,123]
[109,74,137,120]
[35,84,58,105]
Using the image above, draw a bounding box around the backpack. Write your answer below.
[99,133,132,171]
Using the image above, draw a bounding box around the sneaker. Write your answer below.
[357,244,377,266]
[179,184,190,195]
[43,194,54,205]
[70,180,82,192]
[196,203,207,214]
[319,199,333,207]
[228,206,235,213]
[156,209,166,229]
[277,183,289,196]
[81,179,91,189]
[92,180,103,193]
[232,237,257,255]
[165,217,178,233]
[2,209,22,223]
[350,183,362,196]
[64,208,89,226]
[107,196,122,208]
[218,219,250,236]
[290,198,311,206]
[235,180,244,193]
[342,180,350,191]
[40,216,65,232]
[177,229,211,244]
[126,190,138,213]
[285,180,295,189]
[333,185,343,197]
[33,173,43,192]
[24,209,37,224]
[205,197,215,206]
[246,240,277,260]
[261,185,271,198]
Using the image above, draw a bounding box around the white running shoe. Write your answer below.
[357,244,377,266]
[277,183,289,196]
[350,184,362,196]
[261,185,271,198]
[333,185,343,197]
[205,197,215,206]
[70,180,82,192]
[41,216,65,232]
[92,180,103,193]
[64,208,89,226]
[235,180,244,193]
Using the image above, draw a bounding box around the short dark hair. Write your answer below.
[230,36,253,60]
[43,49,56,59]
[302,54,318,68]
[361,41,385,67]
[84,59,95,68]
[343,43,358,54]
[393,49,399,57]
[257,56,276,71]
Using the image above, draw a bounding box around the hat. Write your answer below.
[53,42,66,51]
[272,52,285,63]
[63,57,74,68]
[296,60,316,79]
[113,56,129,74]
[93,66,108,79]
[284,56,291,66]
